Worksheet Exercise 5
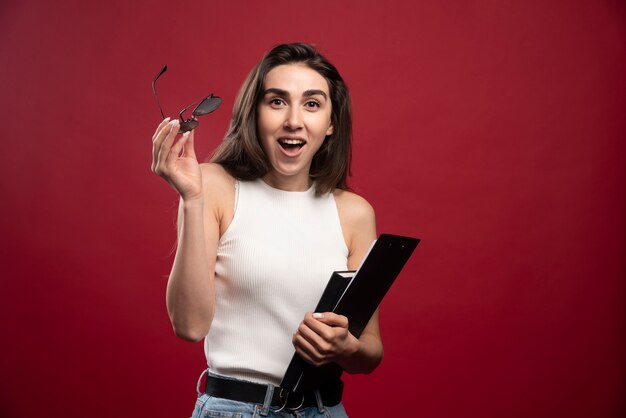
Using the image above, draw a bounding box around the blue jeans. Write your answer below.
[190,394,349,418]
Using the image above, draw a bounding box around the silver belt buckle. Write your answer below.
[275,388,305,412]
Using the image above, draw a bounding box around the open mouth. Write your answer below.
[278,138,306,151]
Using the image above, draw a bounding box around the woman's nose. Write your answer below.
[284,107,303,130]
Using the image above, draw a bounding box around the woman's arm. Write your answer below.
[152,119,230,342]
[165,174,219,342]
[292,191,383,374]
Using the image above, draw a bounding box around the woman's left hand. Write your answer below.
[292,312,360,367]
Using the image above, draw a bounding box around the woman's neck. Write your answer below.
[261,171,311,192]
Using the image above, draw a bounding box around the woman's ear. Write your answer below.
[325,124,334,136]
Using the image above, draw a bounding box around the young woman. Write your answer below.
[151,43,382,417]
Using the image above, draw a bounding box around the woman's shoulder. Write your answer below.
[333,188,376,227]
[333,188,377,263]
[199,163,236,206]
[199,163,237,233]
[200,162,235,189]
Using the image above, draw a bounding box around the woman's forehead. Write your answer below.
[263,64,330,94]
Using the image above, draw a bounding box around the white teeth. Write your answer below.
[279,138,305,145]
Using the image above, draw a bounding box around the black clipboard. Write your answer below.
[280,233,420,392]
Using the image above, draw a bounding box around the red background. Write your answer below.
[1,1,625,417]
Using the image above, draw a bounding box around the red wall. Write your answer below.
[1,1,624,417]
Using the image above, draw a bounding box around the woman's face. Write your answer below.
[257,63,334,190]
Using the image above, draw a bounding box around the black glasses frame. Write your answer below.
[152,65,222,133]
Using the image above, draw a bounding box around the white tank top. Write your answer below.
[205,178,349,385]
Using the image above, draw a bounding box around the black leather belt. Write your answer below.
[204,374,343,409]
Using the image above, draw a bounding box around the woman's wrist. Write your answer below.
[338,333,361,362]
[336,333,382,374]
[181,195,205,207]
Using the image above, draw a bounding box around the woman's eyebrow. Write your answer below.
[302,89,328,100]
[262,88,328,100]
[263,88,288,97]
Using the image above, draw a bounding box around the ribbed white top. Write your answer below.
[205,179,349,385]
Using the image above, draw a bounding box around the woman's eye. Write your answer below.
[305,101,320,108]
[269,98,285,106]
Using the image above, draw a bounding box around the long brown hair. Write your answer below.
[210,43,352,195]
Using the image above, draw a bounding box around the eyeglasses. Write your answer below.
[151,65,222,133]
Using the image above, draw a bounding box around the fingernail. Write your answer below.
[313,313,324,319]
[163,117,170,122]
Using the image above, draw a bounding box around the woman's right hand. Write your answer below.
[151,118,203,201]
